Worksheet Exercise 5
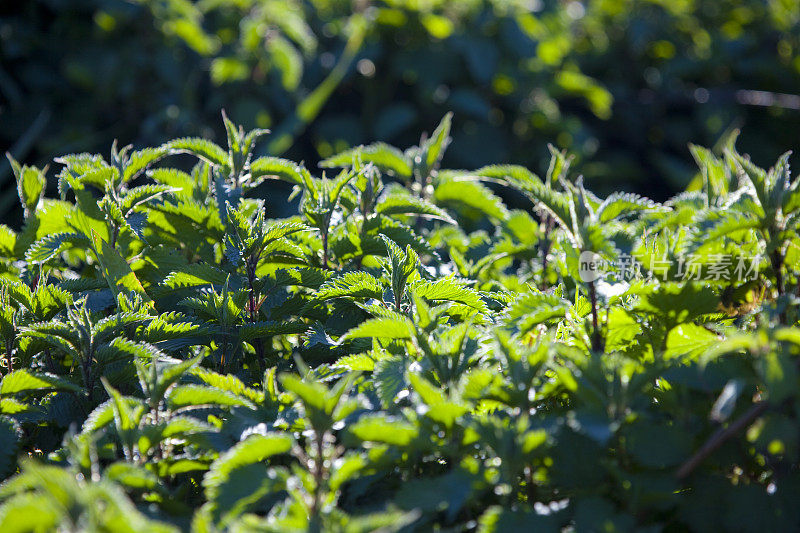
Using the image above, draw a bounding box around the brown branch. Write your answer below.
[676,401,769,480]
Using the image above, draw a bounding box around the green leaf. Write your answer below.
[82,399,126,433]
[688,211,760,253]
[104,462,160,491]
[596,192,662,222]
[490,165,572,231]
[362,216,436,258]
[342,317,415,341]
[273,267,332,288]
[189,367,263,405]
[407,371,444,406]
[0,370,81,395]
[333,352,386,372]
[760,352,798,403]
[203,432,293,498]
[729,150,769,209]
[407,372,469,428]
[782,185,800,215]
[162,264,229,290]
[123,147,168,183]
[102,378,144,433]
[506,291,568,332]
[622,421,692,468]
[0,416,20,478]
[25,232,86,264]
[161,416,216,438]
[260,220,309,245]
[90,230,153,306]
[395,468,474,521]
[434,178,508,221]
[0,224,16,256]
[410,278,487,313]
[164,137,228,166]
[328,452,367,492]
[664,324,719,361]
[374,356,407,408]
[635,283,718,328]
[690,143,730,198]
[321,143,413,180]
[279,374,330,412]
[143,354,203,403]
[0,398,30,415]
[0,487,59,530]
[423,112,452,170]
[315,271,384,301]
[376,194,455,224]
[350,414,418,446]
[249,157,308,186]
[95,337,162,365]
[239,320,306,341]
[478,506,560,532]
[119,184,176,214]
[168,385,256,409]
[15,164,46,215]
[267,35,303,91]
[383,235,418,305]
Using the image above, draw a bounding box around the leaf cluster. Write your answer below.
[1,115,800,532]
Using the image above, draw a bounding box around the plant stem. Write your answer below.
[110,224,120,249]
[82,357,94,402]
[246,258,258,323]
[5,343,12,374]
[771,250,787,323]
[246,257,266,370]
[354,212,369,270]
[310,431,325,520]
[321,231,329,269]
[587,281,603,353]
[771,250,785,296]
[540,216,554,290]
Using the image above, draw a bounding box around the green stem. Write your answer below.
[540,216,554,290]
[587,281,603,353]
[321,230,329,269]
[771,249,787,323]
[310,431,326,522]
[110,224,120,249]
[771,250,785,296]
[246,257,266,371]
[81,356,94,402]
[5,342,12,374]
[354,212,370,270]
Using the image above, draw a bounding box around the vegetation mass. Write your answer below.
[0,114,800,531]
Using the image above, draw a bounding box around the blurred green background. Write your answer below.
[1,0,799,222]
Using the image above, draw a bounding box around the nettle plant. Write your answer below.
[0,114,799,531]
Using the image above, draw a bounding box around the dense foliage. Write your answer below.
[3,0,800,219]
[1,113,800,531]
